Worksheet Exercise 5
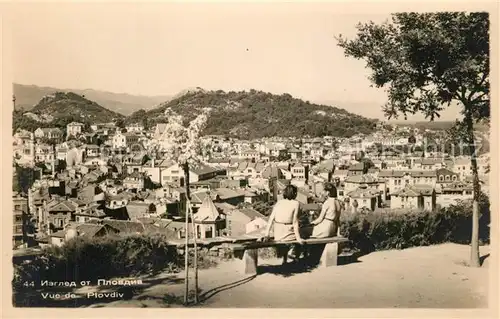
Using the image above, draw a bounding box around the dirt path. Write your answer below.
[82,243,489,308]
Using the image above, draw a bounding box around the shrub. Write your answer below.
[339,195,490,254]
[13,233,180,290]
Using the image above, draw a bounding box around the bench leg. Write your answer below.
[242,249,258,275]
[319,242,339,267]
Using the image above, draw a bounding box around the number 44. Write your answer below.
[23,281,35,287]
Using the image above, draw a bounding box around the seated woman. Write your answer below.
[260,184,304,264]
[309,183,342,238]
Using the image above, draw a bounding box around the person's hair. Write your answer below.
[283,184,298,200]
[324,182,338,198]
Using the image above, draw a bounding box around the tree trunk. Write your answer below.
[465,115,481,267]
[183,163,190,305]
[188,202,199,304]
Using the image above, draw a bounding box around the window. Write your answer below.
[171,170,179,174]
[439,175,444,181]
[445,175,450,181]
[15,215,22,223]
[452,175,457,181]
[14,205,21,210]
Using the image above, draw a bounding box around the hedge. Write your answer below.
[339,196,490,254]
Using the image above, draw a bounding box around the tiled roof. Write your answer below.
[214,202,236,214]
[392,184,434,197]
[378,170,437,178]
[333,169,349,176]
[237,207,265,220]
[214,188,244,200]
[348,163,365,171]
[191,163,223,175]
[48,200,77,213]
[76,224,105,238]
[191,190,214,204]
[347,186,380,199]
[261,164,283,179]
[126,201,152,220]
[90,219,145,234]
[194,195,220,222]
[345,174,378,184]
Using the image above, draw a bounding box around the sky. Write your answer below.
[9,2,463,121]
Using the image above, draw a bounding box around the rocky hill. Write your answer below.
[13,83,171,115]
[13,92,124,133]
[126,89,378,139]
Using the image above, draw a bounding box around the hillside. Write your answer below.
[127,89,378,139]
[13,92,124,133]
[13,83,171,115]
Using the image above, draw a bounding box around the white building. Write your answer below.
[112,132,127,149]
[125,123,144,133]
[66,122,85,137]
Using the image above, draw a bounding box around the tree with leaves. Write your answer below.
[337,12,489,267]
[155,107,211,304]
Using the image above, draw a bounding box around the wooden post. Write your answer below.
[183,163,190,305]
[188,201,199,304]
[183,162,199,304]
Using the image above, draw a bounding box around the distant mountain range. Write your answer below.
[14,84,476,139]
[13,83,172,116]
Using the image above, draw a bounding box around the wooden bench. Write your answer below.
[230,236,350,275]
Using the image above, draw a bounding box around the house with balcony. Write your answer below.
[378,170,437,198]
[390,184,436,211]
[13,193,30,248]
[34,144,55,163]
[46,199,78,233]
[436,181,474,208]
[346,184,382,212]
[34,127,63,141]
[239,149,261,161]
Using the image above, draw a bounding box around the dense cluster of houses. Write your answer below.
[12,121,489,249]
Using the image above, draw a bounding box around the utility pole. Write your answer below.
[13,94,16,109]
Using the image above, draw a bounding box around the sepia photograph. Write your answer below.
[4,1,497,314]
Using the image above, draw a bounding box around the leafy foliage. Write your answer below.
[127,90,377,139]
[337,12,489,122]
[13,92,125,133]
[13,164,39,194]
[340,195,490,254]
